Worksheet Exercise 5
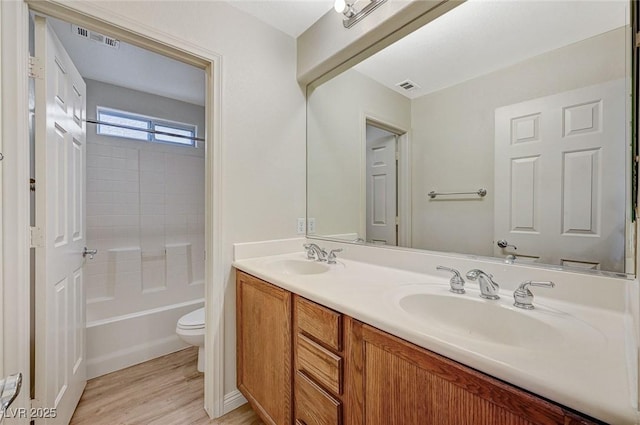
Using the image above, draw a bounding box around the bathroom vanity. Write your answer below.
[236,270,600,424]
[234,246,634,424]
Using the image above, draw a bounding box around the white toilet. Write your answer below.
[176,307,205,372]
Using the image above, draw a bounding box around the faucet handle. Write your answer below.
[513,281,555,310]
[303,243,320,260]
[436,266,465,294]
[303,243,314,259]
[327,249,343,264]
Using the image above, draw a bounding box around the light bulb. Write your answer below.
[334,0,347,13]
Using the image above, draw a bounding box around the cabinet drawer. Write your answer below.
[295,296,342,351]
[295,371,341,425]
[297,334,342,395]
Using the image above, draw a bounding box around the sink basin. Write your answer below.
[395,285,603,350]
[399,293,563,349]
[265,259,329,275]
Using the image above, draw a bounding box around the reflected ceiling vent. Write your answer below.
[72,24,120,49]
[396,79,421,92]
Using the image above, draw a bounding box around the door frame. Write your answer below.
[359,113,412,247]
[1,2,32,423]
[1,0,226,420]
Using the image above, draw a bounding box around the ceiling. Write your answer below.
[49,17,207,106]
[226,0,334,38]
[354,0,629,99]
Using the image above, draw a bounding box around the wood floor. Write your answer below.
[70,347,264,425]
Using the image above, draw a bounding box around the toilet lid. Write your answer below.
[178,307,205,329]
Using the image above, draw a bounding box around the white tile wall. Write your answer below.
[86,137,205,322]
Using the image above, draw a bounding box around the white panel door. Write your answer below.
[494,79,626,271]
[34,16,87,424]
[366,125,397,245]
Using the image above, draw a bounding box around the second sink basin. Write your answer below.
[265,259,329,275]
[394,285,603,351]
[399,293,564,349]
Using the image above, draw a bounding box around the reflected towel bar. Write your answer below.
[428,188,487,199]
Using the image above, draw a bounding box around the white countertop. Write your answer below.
[233,250,639,424]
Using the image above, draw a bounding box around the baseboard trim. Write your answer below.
[223,389,247,414]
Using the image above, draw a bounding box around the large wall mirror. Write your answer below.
[307,0,635,276]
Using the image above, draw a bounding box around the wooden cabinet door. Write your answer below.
[237,271,292,425]
[346,321,599,425]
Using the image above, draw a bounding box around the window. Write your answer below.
[97,109,149,141]
[97,107,197,147]
[153,124,196,146]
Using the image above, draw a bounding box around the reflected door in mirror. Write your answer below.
[366,125,398,245]
[494,79,625,272]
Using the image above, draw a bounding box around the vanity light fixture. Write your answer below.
[334,0,388,28]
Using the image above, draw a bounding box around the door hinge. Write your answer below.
[636,32,640,48]
[30,226,44,248]
[28,56,43,79]
[395,216,400,225]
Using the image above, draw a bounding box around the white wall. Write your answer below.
[410,27,627,256]
[45,0,306,397]
[307,69,410,237]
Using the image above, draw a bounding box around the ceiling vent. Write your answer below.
[396,79,421,92]
[72,24,120,50]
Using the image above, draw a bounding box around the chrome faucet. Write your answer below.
[513,281,555,309]
[436,266,465,294]
[465,269,500,300]
[303,243,327,262]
